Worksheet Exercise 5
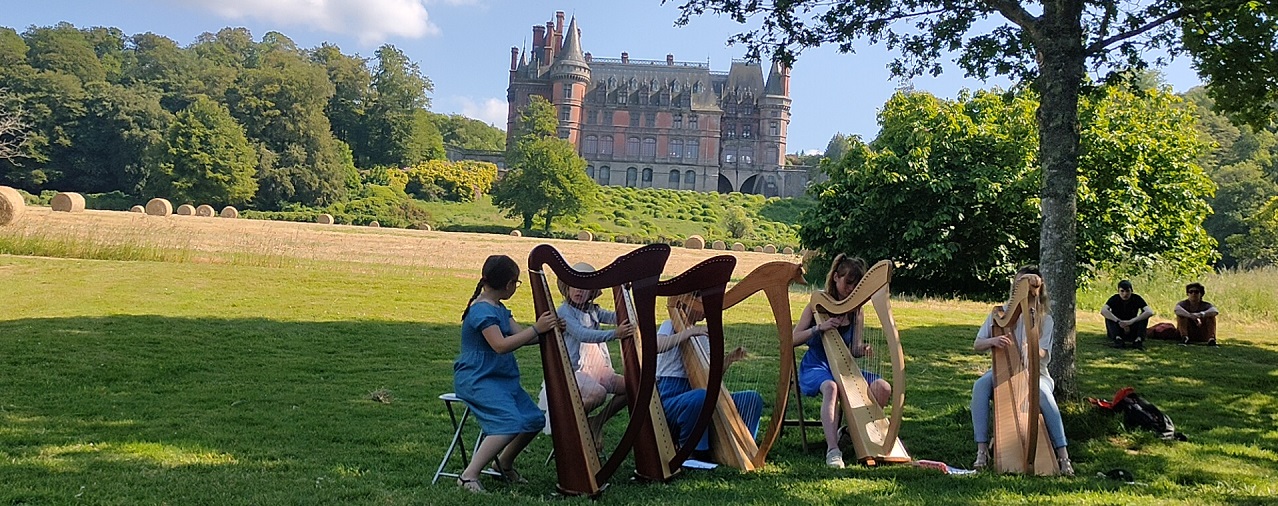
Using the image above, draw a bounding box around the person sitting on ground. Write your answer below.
[1174,282,1219,346]
[1100,280,1154,349]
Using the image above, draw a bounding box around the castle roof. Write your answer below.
[764,60,786,96]
[550,16,590,82]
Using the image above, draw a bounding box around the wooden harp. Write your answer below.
[667,261,805,470]
[989,274,1059,475]
[808,259,910,466]
[527,243,669,496]
[624,255,735,479]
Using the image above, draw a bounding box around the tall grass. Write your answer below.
[1079,266,1278,325]
[0,221,194,263]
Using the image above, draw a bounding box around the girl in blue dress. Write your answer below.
[790,254,892,468]
[454,255,559,493]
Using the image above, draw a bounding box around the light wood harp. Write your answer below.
[989,274,1060,475]
[666,261,805,470]
[808,259,909,466]
[527,243,669,497]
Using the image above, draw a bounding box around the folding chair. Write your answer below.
[432,393,500,484]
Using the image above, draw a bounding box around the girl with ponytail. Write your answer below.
[453,255,560,492]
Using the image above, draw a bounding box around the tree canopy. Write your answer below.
[493,96,595,231]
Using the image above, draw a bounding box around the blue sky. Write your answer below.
[3,0,1204,153]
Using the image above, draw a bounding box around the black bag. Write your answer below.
[1090,387,1188,441]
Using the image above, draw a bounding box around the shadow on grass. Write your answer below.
[0,316,1275,504]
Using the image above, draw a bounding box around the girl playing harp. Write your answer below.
[970,266,1074,475]
[554,262,632,439]
[791,254,892,468]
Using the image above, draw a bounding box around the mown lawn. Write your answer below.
[2,245,1276,504]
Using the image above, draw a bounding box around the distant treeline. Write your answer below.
[0,23,505,210]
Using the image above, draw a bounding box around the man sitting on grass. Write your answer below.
[1100,280,1154,350]
[1174,282,1220,346]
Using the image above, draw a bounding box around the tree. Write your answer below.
[427,112,506,151]
[359,44,441,167]
[674,0,1278,398]
[0,88,30,164]
[150,95,257,206]
[493,96,595,231]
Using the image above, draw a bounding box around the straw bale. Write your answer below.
[195,204,215,217]
[684,235,705,249]
[753,246,764,253]
[763,244,777,254]
[782,246,795,255]
[176,204,195,216]
[577,230,593,241]
[412,223,432,231]
[510,230,522,237]
[711,240,726,250]
[51,192,86,213]
[130,205,144,213]
[145,198,173,216]
[220,206,239,218]
[731,242,745,251]
[317,214,334,224]
[368,221,380,228]
[0,186,25,225]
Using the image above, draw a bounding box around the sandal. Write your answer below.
[456,477,485,493]
[973,448,990,471]
[1057,458,1075,477]
[493,460,528,484]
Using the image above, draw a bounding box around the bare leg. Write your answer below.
[496,431,538,474]
[459,433,514,489]
[819,380,841,451]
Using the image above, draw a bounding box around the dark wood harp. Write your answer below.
[808,259,910,466]
[527,243,669,496]
[989,274,1060,475]
[624,255,735,479]
[666,261,805,470]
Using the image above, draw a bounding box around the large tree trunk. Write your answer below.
[1036,0,1086,401]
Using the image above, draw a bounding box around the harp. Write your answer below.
[808,259,910,466]
[989,274,1060,475]
[666,261,805,470]
[528,243,669,496]
[625,255,735,478]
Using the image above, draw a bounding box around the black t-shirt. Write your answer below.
[1105,294,1148,320]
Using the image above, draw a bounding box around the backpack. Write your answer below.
[1089,387,1187,441]
[1148,322,1179,340]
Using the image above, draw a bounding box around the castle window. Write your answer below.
[629,113,640,127]
[626,167,638,187]
[584,135,599,155]
[741,147,753,165]
[685,170,696,189]
[642,168,653,187]
[645,112,656,128]
[689,114,698,130]
[723,149,736,164]
[685,139,699,161]
[766,147,778,164]
[558,129,570,139]
[563,83,573,99]
[725,122,736,138]
[586,110,597,125]
[639,93,649,106]
[600,135,614,155]
[599,166,611,184]
[693,81,703,93]
[742,125,752,138]
[673,113,682,129]
[669,139,683,158]
[561,106,571,121]
[641,137,656,158]
[669,170,681,186]
[771,110,780,117]
[587,165,595,179]
[619,93,627,105]
[605,110,615,126]
[627,137,640,155]
[769,121,779,136]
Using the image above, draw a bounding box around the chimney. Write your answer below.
[556,11,565,35]
[621,52,629,64]
[667,54,674,66]
[510,47,519,71]
[584,52,592,63]
[532,25,545,50]
[545,21,555,60]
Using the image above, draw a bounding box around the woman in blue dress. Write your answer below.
[790,254,892,468]
[454,255,559,493]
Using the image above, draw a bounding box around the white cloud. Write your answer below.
[454,97,508,128]
[802,149,822,156]
[177,0,439,44]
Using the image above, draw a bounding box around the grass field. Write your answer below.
[2,208,1276,505]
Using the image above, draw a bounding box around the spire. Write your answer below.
[764,60,786,96]
[556,16,586,65]
[550,16,590,83]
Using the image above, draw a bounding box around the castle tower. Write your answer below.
[760,60,792,166]
[548,16,591,146]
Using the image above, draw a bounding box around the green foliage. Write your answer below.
[356,44,440,168]
[723,206,753,238]
[494,96,594,231]
[801,87,1214,297]
[149,95,257,206]
[403,159,496,203]
[427,111,506,151]
[1226,196,1278,268]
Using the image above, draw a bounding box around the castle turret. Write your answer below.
[549,16,591,146]
[760,60,792,166]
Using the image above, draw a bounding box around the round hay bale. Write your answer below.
[577,230,594,241]
[412,223,432,231]
[510,230,522,237]
[763,244,777,254]
[51,192,86,213]
[317,214,334,225]
[731,242,745,252]
[684,235,705,249]
[368,221,380,228]
[220,206,239,219]
[0,185,26,225]
[195,204,215,217]
[782,246,795,255]
[176,204,195,216]
[145,198,173,216]
[130,205,144,213]
[753,246,764,253]
[711,240,726,250]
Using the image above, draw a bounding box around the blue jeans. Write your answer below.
[971,370,1066,448]
[657,376,763,451]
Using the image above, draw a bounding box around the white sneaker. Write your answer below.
[825,448,845,469]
